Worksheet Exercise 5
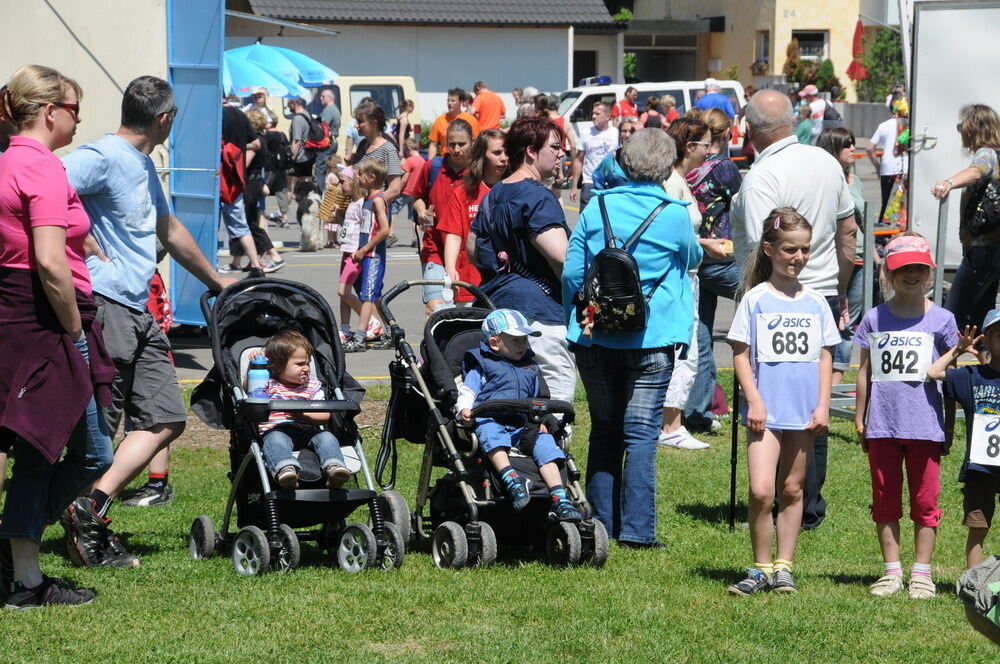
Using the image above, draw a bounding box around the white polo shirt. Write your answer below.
[870,117,909,176]
[731,135,856,297]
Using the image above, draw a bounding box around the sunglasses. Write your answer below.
[163,106,178,119]
[52,101,80,121]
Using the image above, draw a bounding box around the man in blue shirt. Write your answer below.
[60,76,237,568]
[694,78,736,118]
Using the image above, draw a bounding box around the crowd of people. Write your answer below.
[1,62,998,610]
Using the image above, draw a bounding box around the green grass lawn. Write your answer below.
[1,378,994,662]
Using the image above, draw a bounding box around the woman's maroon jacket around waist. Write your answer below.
[0,267,115,463]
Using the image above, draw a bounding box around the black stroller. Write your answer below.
[374,280,608,568]
[189,278,406,575]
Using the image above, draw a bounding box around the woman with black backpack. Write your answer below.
[932,104,1000,331]
[563,128,703,548]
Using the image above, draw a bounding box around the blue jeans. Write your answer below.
[697,260,739,333]
[683,319,717,433]
[475,420,565,467]
[575,345,674,544]
[946,244,1000,331]
[262,424,345,475]
[833,264,864,372]
[0,397,113,543]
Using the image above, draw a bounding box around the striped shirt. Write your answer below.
[258,377,325,433]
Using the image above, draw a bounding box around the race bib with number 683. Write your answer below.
[755,313,821,363]
[868,332,934,382]
[970,412,1000,467]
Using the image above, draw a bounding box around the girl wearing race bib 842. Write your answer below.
[727,208,841,596]
[853,233,958,599]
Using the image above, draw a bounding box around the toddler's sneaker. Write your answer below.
[728,568,771,596]
[771,569,798,593]
[869,574,903,597]
[343,337,367,353]
[4,576,95,610]
[324,463,352,490]
[502,474,531,511]
[548,498,583,523]
[276,465,299,490]
[658,426,710,450]
[907,575,936,599]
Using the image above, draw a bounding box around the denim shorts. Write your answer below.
[221,194,251,239]
[422,261,447,303]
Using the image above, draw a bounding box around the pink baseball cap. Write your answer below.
[884,234,935,270]
[799,84,819,97]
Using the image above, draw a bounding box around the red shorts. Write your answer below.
[339,252,360,285]
[867,437,942,527]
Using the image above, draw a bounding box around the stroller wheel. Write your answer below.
[378,522,405,571]
[472,522,497,568]
[188,516,218,560]
[374,491,411,548]
[272,524,301,573]
[545,522,582,567]
[337,523,377,573]
[432,521,468,569]
[232,526,270,576]
[582,519,609,568]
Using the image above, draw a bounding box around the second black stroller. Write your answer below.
[375,279,609,568]
[190,278,407,575]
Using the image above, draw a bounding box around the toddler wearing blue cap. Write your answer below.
[456,309,582,522]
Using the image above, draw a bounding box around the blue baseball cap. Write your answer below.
[983,308,1000,333]
[482,309,541,340]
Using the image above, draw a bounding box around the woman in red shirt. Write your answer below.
[441,129,508,303]
[0,65,115,608]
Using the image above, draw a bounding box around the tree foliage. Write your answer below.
[856,29,904,103]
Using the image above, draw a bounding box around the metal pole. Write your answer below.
[933,197,948,305]
[863,201,873,313]
[729,380,740,532]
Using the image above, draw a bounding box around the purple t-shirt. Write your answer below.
[854,303,958,441]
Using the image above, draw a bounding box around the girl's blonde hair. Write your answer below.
[326,153,343,169]
[353,158,387,190]
[245,108,267,133]
[701,107,731,146]
[878,231,935,298]
[0,64,82,141]
[741,207,812,294]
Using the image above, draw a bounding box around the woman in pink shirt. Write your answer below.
[0,65,115,609]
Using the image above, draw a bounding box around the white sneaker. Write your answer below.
[869,573,903,597]
[658,426,710,450]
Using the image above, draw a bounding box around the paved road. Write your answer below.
[172,147,883,386]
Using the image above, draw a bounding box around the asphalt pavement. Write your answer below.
[171,148,883,387]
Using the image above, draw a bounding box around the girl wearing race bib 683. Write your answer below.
[853,233,958,599]
[727,208,841,596]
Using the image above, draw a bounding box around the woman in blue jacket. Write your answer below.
[563,129,703,547]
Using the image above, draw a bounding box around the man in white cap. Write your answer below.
[800,84,827,143]
[694,78,735,117]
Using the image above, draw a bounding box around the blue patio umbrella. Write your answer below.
[222,53,299,97]
[226,43,338,92]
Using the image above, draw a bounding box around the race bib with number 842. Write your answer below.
[868,332,934,382]
[755,313,821,363]
[970,412,1000,467]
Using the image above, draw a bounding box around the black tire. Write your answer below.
[545,521,582,567]
[337,523,377,573]
[431,521,468,569]
[378,522,405,571]
[473,522,497,568]
[375,490,411,547]
[272,524,301,573]
[584,519,609,568]
[188,515,217,560]
[232,525,270,576]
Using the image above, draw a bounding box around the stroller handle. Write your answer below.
[200,290,216,327]
[377,280,495,325]
[469,398,575,425]
[239,398,362,423]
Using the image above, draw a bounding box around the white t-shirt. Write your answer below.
[731,136,856,297]
[809,99,826,139]
[870,118,909,176]
[663,169,701,232]
[580,125,619,183]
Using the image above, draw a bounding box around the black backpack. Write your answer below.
[573,197,670,333]
[965,150,1000,236]
[267,130,293,171]
[823,100,842,121]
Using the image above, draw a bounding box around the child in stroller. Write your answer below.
[457,309,582,522]
[254,329,352,490]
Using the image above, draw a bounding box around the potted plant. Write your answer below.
[750,60,768,76]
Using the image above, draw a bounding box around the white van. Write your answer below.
[558,79,746,149]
